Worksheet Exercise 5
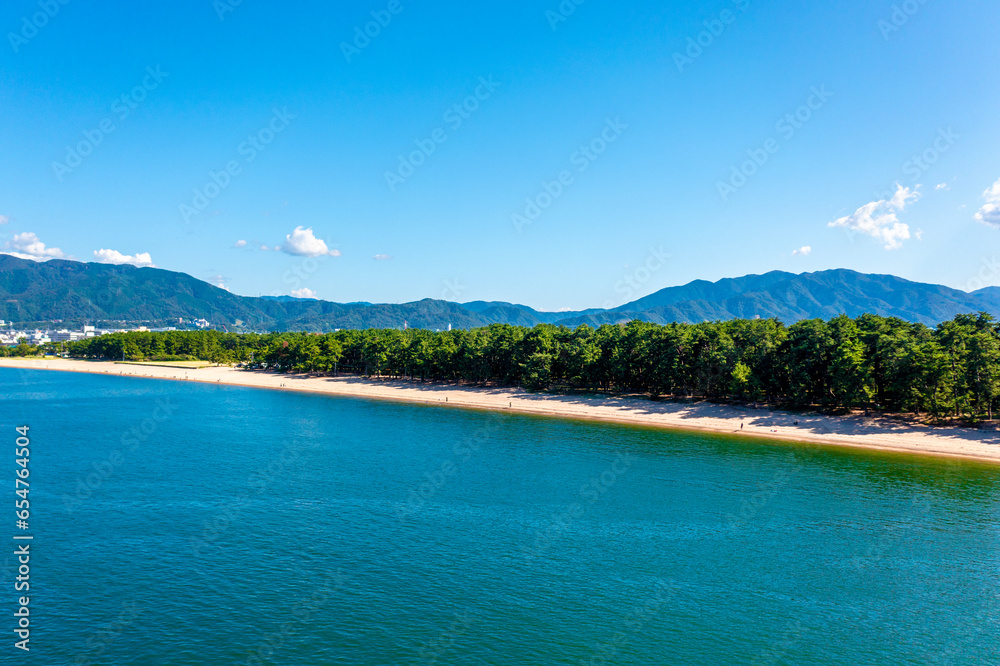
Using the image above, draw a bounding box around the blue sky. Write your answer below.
[1,0,998,311]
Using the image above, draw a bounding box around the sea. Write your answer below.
[2,367,998,664]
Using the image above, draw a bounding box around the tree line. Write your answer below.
[13,312,999,421]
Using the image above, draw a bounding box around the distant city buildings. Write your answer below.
[0,323,186,347]
[48,330,86,342]
[1,327,100,346]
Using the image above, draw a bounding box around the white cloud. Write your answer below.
[291,288,316,299]
[792,246,812,256]
[373,254,392,261]
[233,240,247,248]
[280,226,341,257]
[1,232,65,261]
[206,275,229,290]
[935,183,949,191]
[93,248,155,268]
[260,245,270,251]
[828,184,920,250]
[0,215,8,225]
[974,177,1000,228]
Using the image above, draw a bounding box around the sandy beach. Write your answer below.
[4,357,1000,465]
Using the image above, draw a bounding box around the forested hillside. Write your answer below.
[3,254,999,329]
[19,312,998,422]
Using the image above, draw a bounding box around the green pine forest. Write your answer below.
[8,312,1000,422]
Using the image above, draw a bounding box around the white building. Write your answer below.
[49,330,86,342]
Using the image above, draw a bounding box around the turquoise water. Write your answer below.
[2,367,999,665]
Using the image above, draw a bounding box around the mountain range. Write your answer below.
[1,254,997,331]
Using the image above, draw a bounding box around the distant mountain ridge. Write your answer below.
[0,254,996,331]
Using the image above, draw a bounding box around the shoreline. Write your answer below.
[4,357,1000,465]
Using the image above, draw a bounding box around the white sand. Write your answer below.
[4,357,1000,465]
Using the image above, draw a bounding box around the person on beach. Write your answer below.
[741,423,744,430]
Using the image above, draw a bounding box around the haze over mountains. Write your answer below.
[1,254,997,331]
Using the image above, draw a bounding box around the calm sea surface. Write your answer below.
[2,367,999,665]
